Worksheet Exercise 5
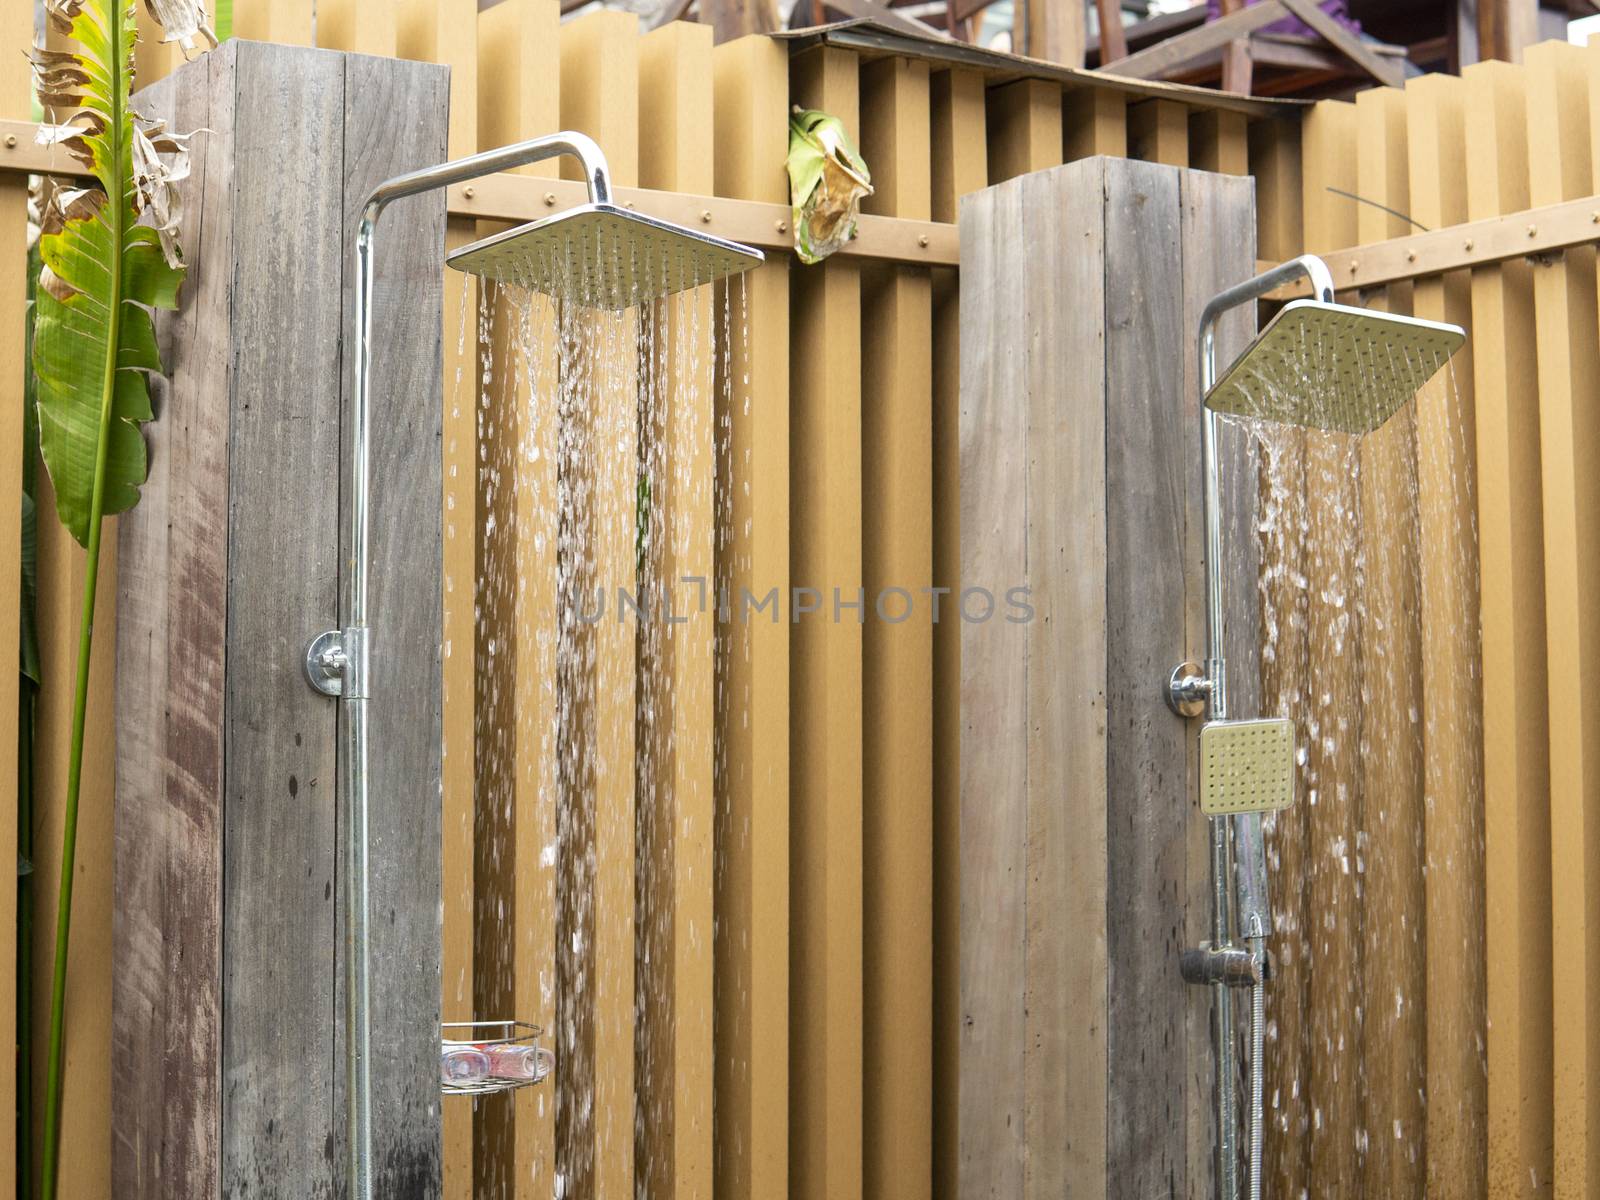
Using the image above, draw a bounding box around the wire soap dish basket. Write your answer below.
[441,1020,554,1097]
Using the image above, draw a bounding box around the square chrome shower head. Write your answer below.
[446,202,764,309]
[1205,299,1466,436]
[1199,719,1295,817]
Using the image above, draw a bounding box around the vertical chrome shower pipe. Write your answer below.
[1196,254,1335,1200]
[315,132,615,1200]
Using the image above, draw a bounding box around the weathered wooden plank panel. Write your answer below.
[1178,165,1258,1200]
[113,49,231,1200]
[1101,158,1189,1197]
[219,40,345,1199]
[338,48,448,1199]
[788,42,864,1200]
[710,33,792,1200]
[957,159,1033,1200]
[1023,159,1112,1200]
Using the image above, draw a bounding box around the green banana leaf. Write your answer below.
[31,0,185,548]
[786,107,873,266]
[28,3,189,1196]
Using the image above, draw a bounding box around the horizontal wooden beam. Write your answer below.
[1263,192,1600,295]
[0,116,958,267]
[446,171,961,264]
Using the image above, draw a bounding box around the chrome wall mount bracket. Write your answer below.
[1166,661,1213,719]
[305,630,347,697]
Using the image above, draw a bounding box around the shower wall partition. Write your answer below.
[110,43,448,1198]
[957,155,1260,1193]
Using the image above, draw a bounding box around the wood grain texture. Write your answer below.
[788,43,863,1200]
[1178,166,1258,1200]
[1101,159,1190,1196]
[113,52,230,1200]
[337,50,448,1199]
[1406,71,1488,1200]
[1525,38,1600,1199]
[710,34,792,1200]
[959,157,1254,1198]
[859,52,934,1200]
[214,41,345,1200]
[1025,160,1114,1200]
[956,162,1033,1200]
[928,64,984,1200]
[1461,57,1553,1200]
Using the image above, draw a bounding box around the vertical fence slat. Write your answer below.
[1128,98,1189,166]
[1299,97,1364,1198]
[985,79,1062,183]
[1354,80,1422,1200]
[928,65,985,1200]
[1460,57,1554,1200]
[859,51,934,1200]
[133,6,182,88]
[788,43,863,1200]
[1352,81,1427,1200]
[710,32,791,1200]
[316,0,398,57]
[1248,117,1302,266]
[1525,37,1600,1199]
[1406,70,1489,1200]
[1063,86,1126,160]
[232,0,313,46]
[1189,109,1247,175]
[473,4,560,1196]
[636,21,717,1200]
[558,16,641,1200]
[1,4,26,1196]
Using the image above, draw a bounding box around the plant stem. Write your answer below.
[39,8,125,1192]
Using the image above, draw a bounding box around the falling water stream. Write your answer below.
[1224,326,1485,1198]
[445,232,748,1197]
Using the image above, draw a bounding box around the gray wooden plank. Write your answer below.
[336,50,448,1200]
[222,39,346,1200]
[957,173,1030,1200]
[1101,156,1190,1197]
[1021,158,1110,1199]
[113,45,233,1200]
[1178,167,1260,1200]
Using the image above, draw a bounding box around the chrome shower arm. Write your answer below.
[348,132,614,633]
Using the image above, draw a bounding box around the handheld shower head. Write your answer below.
[447,203,762,308]
[1205,298,1466,436]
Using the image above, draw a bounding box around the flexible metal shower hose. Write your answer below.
[1248,936,1267,1200]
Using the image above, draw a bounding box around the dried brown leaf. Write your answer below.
[39,263,77,303]
[141,0,219,55]
[130,114,196,266]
